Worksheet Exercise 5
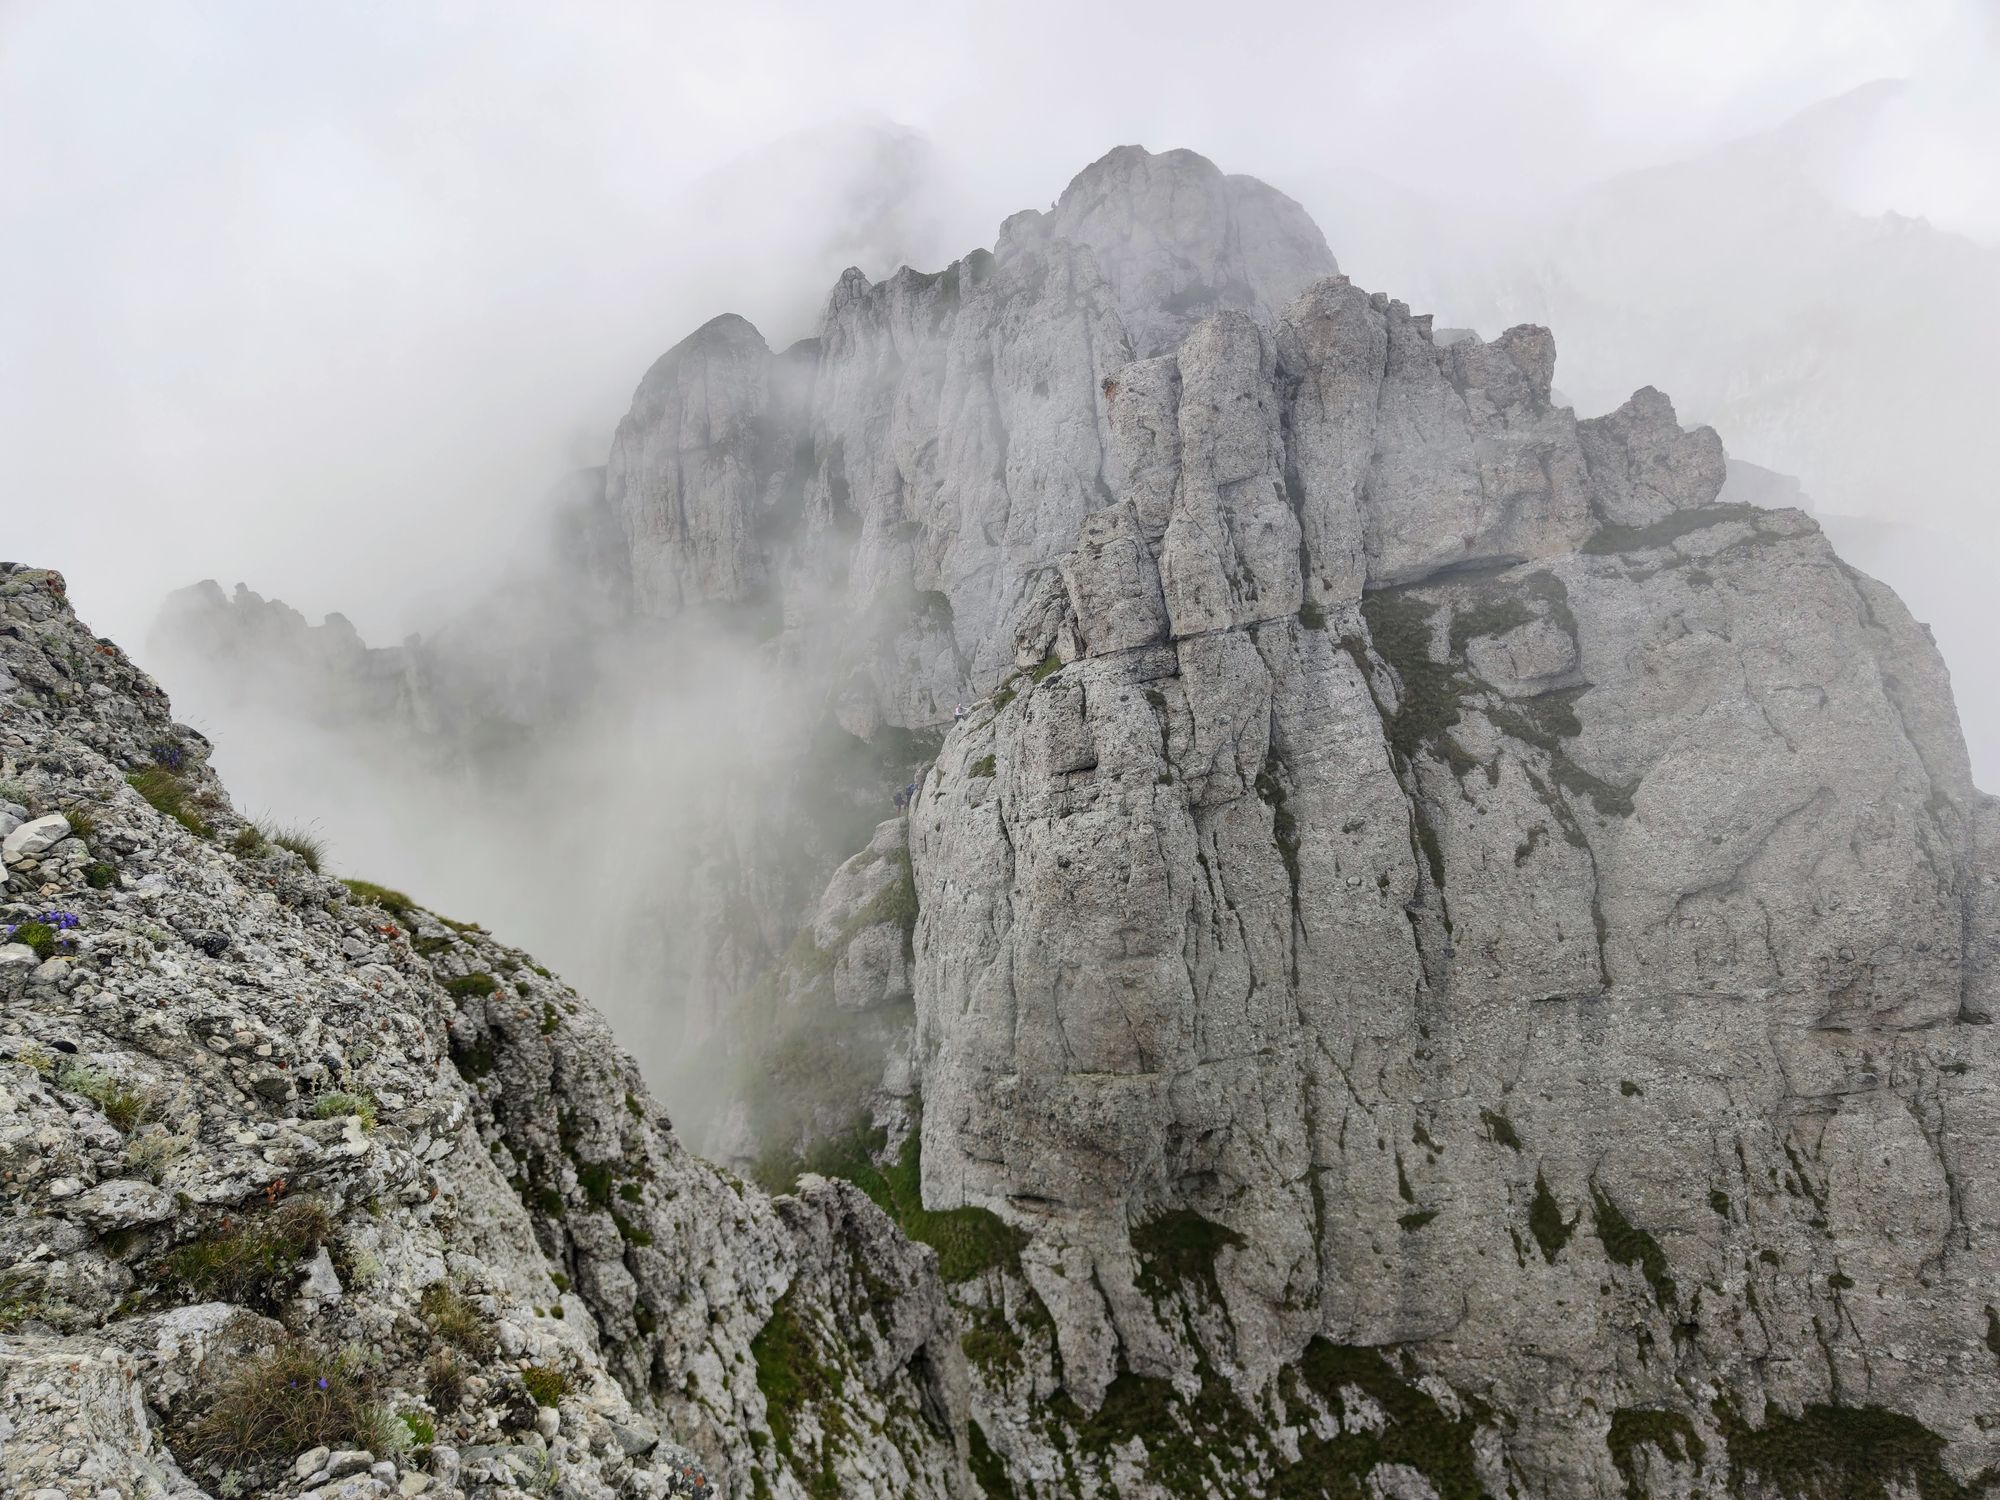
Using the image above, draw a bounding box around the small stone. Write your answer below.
[296,1447,332,1480]
[324,1450,374,1479]
[67,1178,174,1230]
[370,1461,397,1482]
[534,1405,560,1441]
[427,1445,460,1484]
[2,814,70,863]
[608,1419,659,1457]
[398,1474,432,1497]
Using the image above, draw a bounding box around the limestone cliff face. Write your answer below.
[905,287,2000,1494]
[140,142,2000,1498]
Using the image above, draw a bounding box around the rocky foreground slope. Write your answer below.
[0,563,970,1498]
[137,144,2000,1499]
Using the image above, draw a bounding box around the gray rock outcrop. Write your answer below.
[0,563,967,1500]
[901,278,1999,1494]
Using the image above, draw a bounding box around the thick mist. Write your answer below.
[7,0,1996,1138]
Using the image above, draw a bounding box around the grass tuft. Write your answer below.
[177,1339,374,1468]
[342,879,415,918]
[267,824,325,873]
[55,1061,153,1132]
[444,972,501,1000]
[314,1091,378,1131]
[158,1197,337,1308]
[520,1363,569,1408]
[419,1282,498,1358]
[127,766,211,838]
[426,1349,468,1411]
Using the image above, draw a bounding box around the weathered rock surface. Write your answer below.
[0,563,967,1500]
[139,141,2000,1498]
[902,280,2000,1494]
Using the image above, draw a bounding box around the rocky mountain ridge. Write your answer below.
[0,564,968,1499]
[139,143,2000,1498]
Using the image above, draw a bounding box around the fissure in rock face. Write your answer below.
[120,143,2000,1499]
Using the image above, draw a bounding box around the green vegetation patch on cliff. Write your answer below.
[1132,1210,1245,1307]
[752,1288,845,1495]
[968,1418,1019,1499]
[1071,1365,1264,1498]
[1592,1185,1676,1308]
[1715,1399,1971,1500]
[1275,1340,1489,1500]
[1359,590,1464,764]
[1529,1171,1575,1262]
[1584,503,1755,556]
[765,1120,1023,1285]
[1608,1408,1706,1500]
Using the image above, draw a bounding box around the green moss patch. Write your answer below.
[1608,1408,1706,1500]
[1716,1399,1969,1500]
[1529,1171,1575,1263]
[1132,1210,1246,1306]
[1591,1186,1676,1308]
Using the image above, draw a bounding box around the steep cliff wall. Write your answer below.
[904,283,1999,1496]
[136,142,2000,1498]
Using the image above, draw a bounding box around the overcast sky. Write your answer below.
[3,0,1994,652]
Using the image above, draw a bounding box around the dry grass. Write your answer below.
[158,1197,337,1307]
[419,1282,498,1359]
[267,824,326,873]
[179,1340,374,1467]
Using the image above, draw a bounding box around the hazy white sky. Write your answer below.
[3,0,1994,650]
